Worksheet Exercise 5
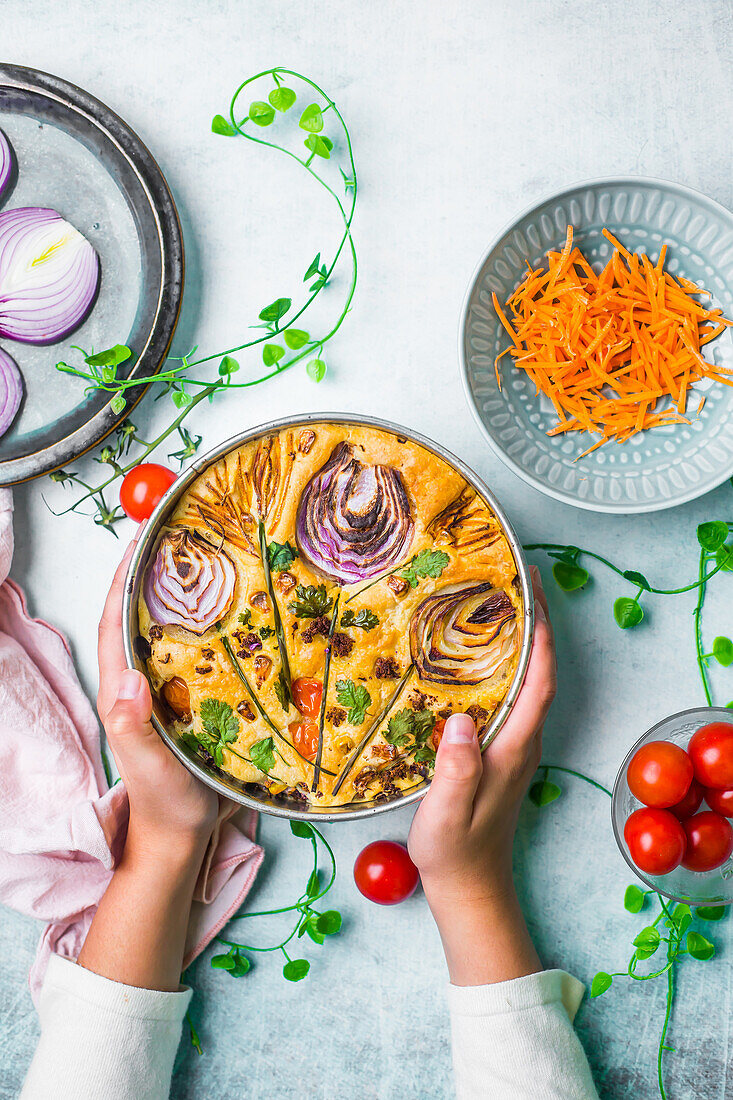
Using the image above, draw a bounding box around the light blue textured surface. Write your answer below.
[1,3,732,1099]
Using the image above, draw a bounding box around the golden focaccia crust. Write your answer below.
[137,422,523,807]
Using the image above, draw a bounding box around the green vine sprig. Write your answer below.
[47,67,358,533]
[211,821,341,982]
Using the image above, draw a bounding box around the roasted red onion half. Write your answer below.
[0,207,99,344]
[409,582,517,685]
[0,131,12,201]
[296,442,414,585]
[0,347,23,440]
[144,529,236,635]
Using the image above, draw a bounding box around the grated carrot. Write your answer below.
[492,226,733,453]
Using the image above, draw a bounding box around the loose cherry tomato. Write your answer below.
[626,740,693,808]
[431,718,446,752]
[289,718,319,761]
[623,808,686,876]
[688,722,733,789]
[292,677,323,719]
[668,778,703,820]
[119,463,176,522]
[681,811,733,872]
[353,840,419,905]
[702,786,733,817]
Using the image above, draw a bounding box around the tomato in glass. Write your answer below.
[623,807,686,876]
[288,718,319,761]
[701,786,733,818]
[626,740,693,808]
[668,778,703,820]
[688,722,733,789]
[119,463,176,522]
[291,677,323,719]
[680,811,733,872]
[431,718,446,752]
[353,840,419,905]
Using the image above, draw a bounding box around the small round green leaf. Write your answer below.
[528,779,561,807]
[307,359,326,383]
[315,910,342,936]
[299,103,323,132]
[218,355,240,376]
[290,820,314,839]
[715,544,733,571]
[624,885,646,914]
[249,101,275,127]
[262,344,285,367]
[229,953,251,977]
[305,921,324,945]
[623,570,651,591]
[211,952,236,970]
[306,870,320,898]
[211,114,236,136]
[86,344,132,368]
[269,86,296,112]
[590,972,612,998]
[283,328,310,350]
[686,931,715,961]
[697,521,729,552]
[304,134,333,159]
[697,905,727,921]
[633,926,660,949]
[552,561,589,591]
[110,392,126,414]
[712,636,733,667]
[259,297,292,324]
[614,597,644,629]
[283,958,310,982]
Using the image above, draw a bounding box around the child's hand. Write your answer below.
[408,567,556,984]
[97,539,219,854]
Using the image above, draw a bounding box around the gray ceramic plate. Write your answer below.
[0,64,183,485]
[460,177,733,513]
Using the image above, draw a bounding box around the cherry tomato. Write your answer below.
[626,740,693,808]
[353,840,419,905]
[292,677,323,719]
[162,676,191,719]
[688,722,733,789]
[668,778,703,820]
[289,718,319,761]
[431,718,446,752]
[119,463,176,522]
[681,811,733,872]
[623,808,686,876]
[702,786,733,817]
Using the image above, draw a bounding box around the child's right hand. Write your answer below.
[408,567,556,984]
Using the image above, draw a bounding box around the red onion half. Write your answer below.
[296,442,414,585]
[0,207,99,344]
[144,529,236,635]
[0,347,23,439]
[409,582,517,685]
[0,131,12,202]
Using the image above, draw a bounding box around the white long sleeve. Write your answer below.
[448,969,599,1099]
[21,955,191,1100]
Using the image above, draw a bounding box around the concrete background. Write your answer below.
[1,2,732,1097]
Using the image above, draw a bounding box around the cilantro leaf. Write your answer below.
[341,608,379,631]
[250,736,276,773]
[200,698,239,743]
[335,679,371,725]
[413,709,436,745]
[384,708,414,747]
[414,746,436,767]
[259,625,275,639]
[238,610,252,628]
[398,549,450,589]
[267,540,299,572]
[288,584,333,618]
[274,668,290,711]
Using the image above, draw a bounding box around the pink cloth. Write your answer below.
[0,489,263,1003]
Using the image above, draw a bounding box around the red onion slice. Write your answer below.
[409,582,517,685]
[0,347,23,439]
[144,529,236,635]
[0,207,99,344]
[0,131,12,202]
[296,442,414,585]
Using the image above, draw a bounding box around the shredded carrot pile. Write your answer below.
[492,226,733,456]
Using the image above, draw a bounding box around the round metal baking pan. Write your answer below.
[122,413,534,822]
[0,63,183,484]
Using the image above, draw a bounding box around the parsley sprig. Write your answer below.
[345,547,450,604]
[288,583,333,618]
[335,678,371,724]
[340,607,379,631]
[191,698,240,766]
